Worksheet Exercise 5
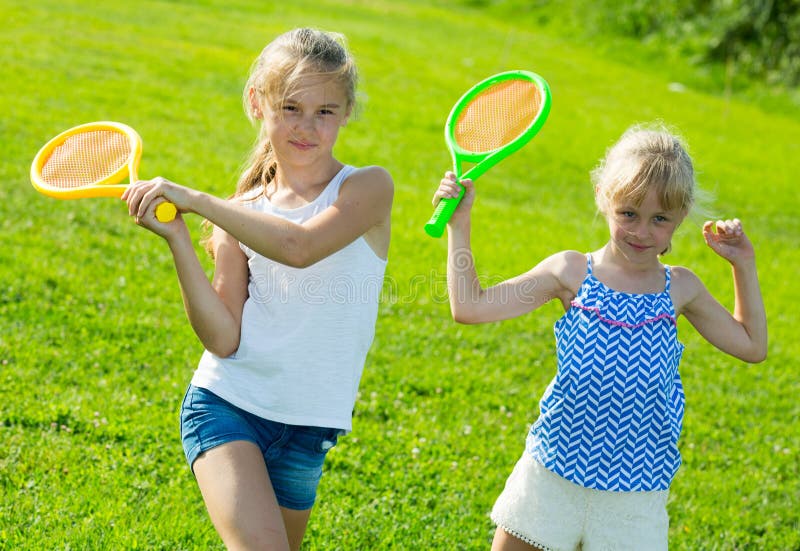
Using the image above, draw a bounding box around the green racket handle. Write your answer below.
[423,183,465,238]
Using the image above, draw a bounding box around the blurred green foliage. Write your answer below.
[452,0,800,88]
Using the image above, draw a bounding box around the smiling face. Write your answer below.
[591,126,697,265]
[606,187,685,263]
[254,74,350,169]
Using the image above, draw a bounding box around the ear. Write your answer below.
[249,87,263,119]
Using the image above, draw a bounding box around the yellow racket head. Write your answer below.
[30,121,142,199]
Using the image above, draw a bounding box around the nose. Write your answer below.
[293,113,315,134]
[629,220,650,239]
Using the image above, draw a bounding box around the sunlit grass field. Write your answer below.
[1,1,798,549]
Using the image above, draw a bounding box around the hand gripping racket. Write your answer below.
[424,70,552,238]
[30,121,177,222]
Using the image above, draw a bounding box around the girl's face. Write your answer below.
[606,188,685,264]
[255,73,350,169]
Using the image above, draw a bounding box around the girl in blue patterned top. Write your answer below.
[432,123,766,551]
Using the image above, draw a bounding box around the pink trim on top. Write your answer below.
[571,302,677,328]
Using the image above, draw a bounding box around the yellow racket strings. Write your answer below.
[455,79,542,153]
[40,130,132,189]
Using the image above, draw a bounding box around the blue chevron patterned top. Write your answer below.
[526,254,685,491]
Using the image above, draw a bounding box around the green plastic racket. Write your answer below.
[424,70,552,238]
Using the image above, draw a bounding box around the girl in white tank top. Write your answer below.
[192,164,387,431]
[123,28,393,551]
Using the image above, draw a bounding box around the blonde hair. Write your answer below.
[203,28,358,257]
[238,27,357,197]
[592,123,696,218]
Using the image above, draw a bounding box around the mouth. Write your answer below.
[289,140,316,151]
[627,242,651,252]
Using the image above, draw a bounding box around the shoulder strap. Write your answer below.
[324,165,356,201]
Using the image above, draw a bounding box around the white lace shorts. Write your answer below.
[490,454,669,551]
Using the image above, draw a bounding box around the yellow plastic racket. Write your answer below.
[30,121,177,222]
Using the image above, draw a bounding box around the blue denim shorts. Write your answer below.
[180,385,343,510]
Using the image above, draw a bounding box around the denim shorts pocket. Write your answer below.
[316,428,344,453]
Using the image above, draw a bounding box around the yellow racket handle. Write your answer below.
[155,202,177,222]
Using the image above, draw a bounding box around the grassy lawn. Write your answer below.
[1,0,798,549]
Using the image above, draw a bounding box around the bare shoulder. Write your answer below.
[547,250,587,285]
[340,166,393,258]
[534,250,587,301]
[340,165,393,219]
[668,265,707,314]
[559,250,590,271]
[341,165,394,197]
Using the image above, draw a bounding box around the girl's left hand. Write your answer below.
[122,177,193,239]
[702,219,755,264]
[122,177,194,220]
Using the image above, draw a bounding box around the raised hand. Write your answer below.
[432,172,474,226]
[702,218,755,264]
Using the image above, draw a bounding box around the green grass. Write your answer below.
[1,0,798,549]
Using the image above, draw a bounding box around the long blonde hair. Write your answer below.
[203,28,358,256]
[237,27,357,197]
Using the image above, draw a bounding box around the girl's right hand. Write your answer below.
[432,171,474,225]
[129,197,190,242]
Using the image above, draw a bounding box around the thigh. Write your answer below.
[280,506,313,551]
[181,387,292,550]
[194,440,290,551]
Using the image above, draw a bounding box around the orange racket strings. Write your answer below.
[40,130,132,189]
[454,79,542,153]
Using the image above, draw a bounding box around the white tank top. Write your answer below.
[191,165,387,430]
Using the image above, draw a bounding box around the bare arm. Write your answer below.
[170,224,248,357]
[678,219,767,363]
[435,173,571,324]
[129,206,248,357]
[125,166,393,268]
